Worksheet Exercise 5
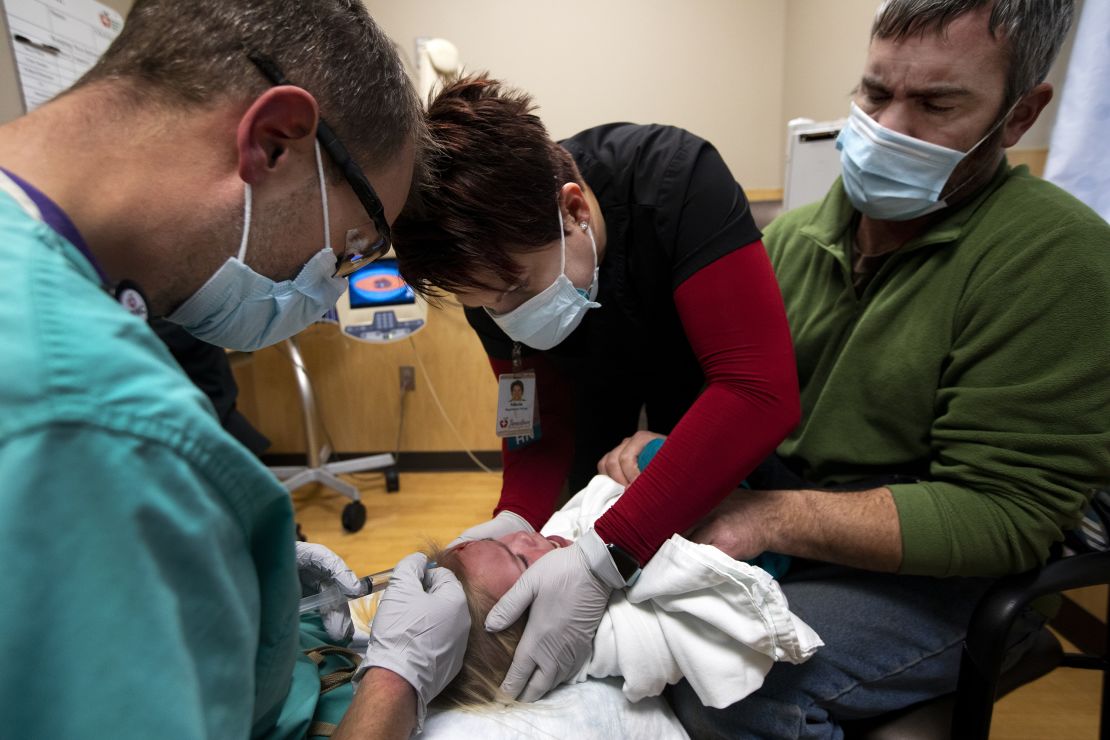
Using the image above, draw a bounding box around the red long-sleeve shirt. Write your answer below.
[492,242,800,565]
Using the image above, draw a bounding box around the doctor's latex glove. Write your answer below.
[448,510,534,549]
[597,431,668,486]
[486,528,624,702]
[294,541,369,643]
[360,553,470,731]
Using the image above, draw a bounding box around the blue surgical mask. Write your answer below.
[837,101,1004,221]
[168,141,347,351]
[486,207,600,350]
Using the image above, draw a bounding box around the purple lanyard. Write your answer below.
[1,167,109,286]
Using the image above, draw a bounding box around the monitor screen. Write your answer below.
[347,258,416,309]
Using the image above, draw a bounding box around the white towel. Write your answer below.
[542,475,823,708]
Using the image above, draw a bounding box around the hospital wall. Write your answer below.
[361,0,789,199]
[0,0,1069,459]
[239,0,795,458]
[363,0,1068,198]
[256,0,1062,460]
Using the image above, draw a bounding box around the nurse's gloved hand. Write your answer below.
[360,553,470,731]
[294,541,369,643]
[448,510,533,548]
[486,528,623,702]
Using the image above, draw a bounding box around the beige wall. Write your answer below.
[1,1,1074,456]
[2,0,1074,180]
[367,0,1073,195]
[292,0,1072,455]
[782,0,876,128]
[2,0,1071,187]
[233,307,502,455]
[365,0,787,195]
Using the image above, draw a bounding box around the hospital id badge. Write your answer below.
[496,372,536,438]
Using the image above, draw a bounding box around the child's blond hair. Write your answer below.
[431,545,527,708]
[351,544,528,709]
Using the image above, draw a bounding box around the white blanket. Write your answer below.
[543,475,823,708]
[422,677,690,739]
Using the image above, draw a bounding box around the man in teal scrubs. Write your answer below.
[0,1,467,737]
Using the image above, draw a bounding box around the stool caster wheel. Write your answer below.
[341,501,366,533]
[385,467,400,493]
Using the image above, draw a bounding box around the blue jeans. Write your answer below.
[664,562,1044,739]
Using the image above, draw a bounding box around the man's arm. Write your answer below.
[353,554,470,734]
[332,669,416,740]
[759,184,1110,578]
[689,486,903,572]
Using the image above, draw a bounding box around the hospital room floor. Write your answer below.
[293,471,1104,739]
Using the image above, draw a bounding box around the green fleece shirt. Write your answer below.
[764,163,1110,578]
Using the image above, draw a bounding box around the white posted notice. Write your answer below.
[4,0,123,112]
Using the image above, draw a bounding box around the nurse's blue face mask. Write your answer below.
[166,55,394,351]
[485,203,601,350]
[836,100,1013,221]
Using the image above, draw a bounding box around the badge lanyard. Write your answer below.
[496,342,541,447]
[0,169,150,320]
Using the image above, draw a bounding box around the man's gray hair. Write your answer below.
[76,0,425,178]
[872,0,1074,108]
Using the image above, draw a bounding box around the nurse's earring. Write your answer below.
[579,222,588,231]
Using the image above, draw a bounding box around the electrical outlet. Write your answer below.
[399,365,416,392]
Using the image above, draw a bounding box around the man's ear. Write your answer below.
[560,182,589,230]
[236,86,319,184]
[1002,82,1053,149]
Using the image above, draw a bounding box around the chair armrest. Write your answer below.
[951,550,1110,738]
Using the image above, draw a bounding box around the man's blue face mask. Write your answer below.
[836,101,1011,221]
[167,141,347,351]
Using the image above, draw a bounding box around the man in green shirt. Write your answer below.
[602,1,1109,735]
[0,1,468,737]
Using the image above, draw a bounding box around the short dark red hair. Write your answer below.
[393,74,581,296]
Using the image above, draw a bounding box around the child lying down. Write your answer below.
[363,475,822,711]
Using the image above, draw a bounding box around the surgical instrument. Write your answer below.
[298,562,435,614]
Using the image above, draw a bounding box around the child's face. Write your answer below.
[451,531,572,599]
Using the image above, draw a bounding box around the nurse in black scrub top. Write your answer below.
[393,74,801,703]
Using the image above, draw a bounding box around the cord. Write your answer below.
[394,378,407,466]
[408,336,496,474]
[277,331,495,476]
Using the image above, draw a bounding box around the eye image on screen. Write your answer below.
[348,259,416,309]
